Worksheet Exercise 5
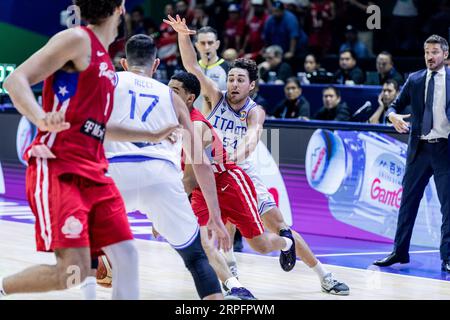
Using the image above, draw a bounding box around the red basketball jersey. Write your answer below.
[190,108,228,166]
[25,26,117,183]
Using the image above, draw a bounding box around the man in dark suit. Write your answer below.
[373,35,450,273]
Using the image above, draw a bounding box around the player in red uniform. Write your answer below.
[169,71,296,300]
[0,0,177,299]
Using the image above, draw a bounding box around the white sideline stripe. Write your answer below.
[314,250,439,257]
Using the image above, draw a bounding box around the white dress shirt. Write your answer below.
[421,66,450,140]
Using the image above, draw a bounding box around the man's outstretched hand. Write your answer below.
[163,15,197,36]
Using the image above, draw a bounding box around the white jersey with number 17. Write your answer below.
[104,71,182,169]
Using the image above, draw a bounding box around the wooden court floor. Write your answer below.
[1,220,450,300]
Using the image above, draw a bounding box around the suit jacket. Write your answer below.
[387,66,450,164]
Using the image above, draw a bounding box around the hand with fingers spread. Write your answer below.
[388,112,411,133]
[37,111,71,133]
[163,14,197,36]
[207,215,231,252]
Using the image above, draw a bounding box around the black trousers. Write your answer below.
[394,139,450,260]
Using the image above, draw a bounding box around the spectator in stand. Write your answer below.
[314,86,352,121]
[307,0,336,56]
[366,51,404,85]
[339,25,370,59]
[303,53,335,84]
[176,0,194,25]
[369,79,411,124]
[190,4,214,30]
[258,45,293,84]
[223,3,246,53]
[390,0,419,55]
[422,1,450,43]
[334,49,366,85]
[206,0,229,39]
[130,6,147,35]
[250,81,271,114]
[273,77,311,119]
[223,48,238,64]
[242,1,268,60]
[156,3,179,81]
[263,0,308,60]
[304,53,320,73]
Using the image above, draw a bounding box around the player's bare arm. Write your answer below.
[231,105,266,163]
[4,28,90,132]
[172,91,231,251]
[105,123,181,143]
[163,15,222,112]
[182,121,213,195]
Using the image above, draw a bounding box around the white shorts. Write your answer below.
[108,159,199,249]
[243,164,277,216]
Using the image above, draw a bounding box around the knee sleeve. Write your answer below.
[176,233,221,299]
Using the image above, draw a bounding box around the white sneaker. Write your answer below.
[321,273,350,296]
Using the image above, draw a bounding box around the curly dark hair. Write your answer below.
[73,0,123,25]
[229,58,258,82]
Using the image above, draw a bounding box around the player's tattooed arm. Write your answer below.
[4,28,90,131]
[230,106,265,163]
[164,14,222,110]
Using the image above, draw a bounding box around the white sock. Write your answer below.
[281,237,293,251]
[224,277,242,289]
[312,262,329,280]
[0,277,6,296]
[222,249,237,266]
[80,276,97,300]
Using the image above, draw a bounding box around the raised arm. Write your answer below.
[163,15,222,111]
[4,28,90,132]
[231,106,266,164]
[172,91,231,251]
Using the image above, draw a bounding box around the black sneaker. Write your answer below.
[279,228,296,272]
[224,287,257,300]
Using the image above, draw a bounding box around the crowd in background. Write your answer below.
[108,0,450,123]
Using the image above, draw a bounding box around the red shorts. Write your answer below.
[191,165,265,239]
[26,158,133,256]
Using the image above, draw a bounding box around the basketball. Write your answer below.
[96,255,113,288]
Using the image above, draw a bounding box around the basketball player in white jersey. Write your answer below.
[165,15,350,295]
[104,34,230,300]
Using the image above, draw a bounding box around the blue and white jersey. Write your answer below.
[104,71,182,169]
[206,91,259,170]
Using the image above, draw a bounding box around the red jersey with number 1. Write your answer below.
[25,26,117,184]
